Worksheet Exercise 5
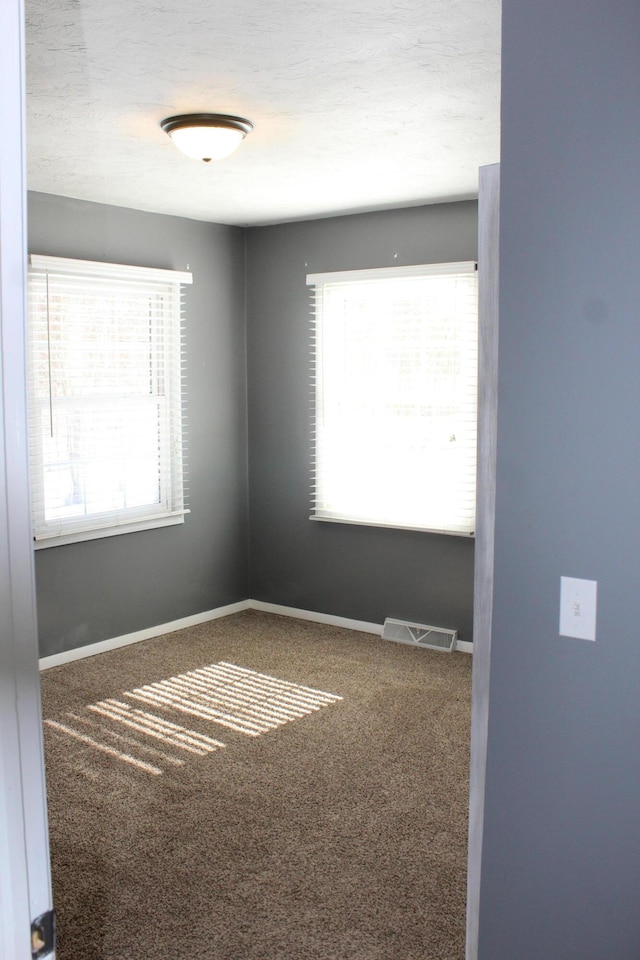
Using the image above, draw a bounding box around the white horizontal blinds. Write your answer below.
[28,256,192,545]
[309,262,478,535]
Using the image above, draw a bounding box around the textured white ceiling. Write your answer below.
[25,0,501,226]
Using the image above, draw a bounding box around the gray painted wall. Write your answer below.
[479,1,640,957]
[29,193,249,656]
[246,202,477,640]
[30,195,478,656]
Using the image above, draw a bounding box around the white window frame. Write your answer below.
[308,261,478,537]
[27,255,192,548]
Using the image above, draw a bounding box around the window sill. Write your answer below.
[309,514,475,538]
[33,511,188,549]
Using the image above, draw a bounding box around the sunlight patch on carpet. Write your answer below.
[124,661,343,736]
[44,662,342,776]
[45,718,167,776]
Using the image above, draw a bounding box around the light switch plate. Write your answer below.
[559,577,597,641]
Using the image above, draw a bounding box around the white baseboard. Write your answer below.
[247,600,473,653]
[39,598,472,670]
[248,599,383,636]
[38,600,251,670]
[250,601,473,653]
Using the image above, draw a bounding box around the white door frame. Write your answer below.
[0,0,54,956]
[465,162,500,960]
[0,5,497,957]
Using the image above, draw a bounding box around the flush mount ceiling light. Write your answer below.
[160,113,253,163]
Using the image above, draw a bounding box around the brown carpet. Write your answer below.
[40,609,472,960]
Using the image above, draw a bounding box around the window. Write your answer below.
[27,255,191,547]
[308,262,478,536]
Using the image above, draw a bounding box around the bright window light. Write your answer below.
[27,255,192,547]
[307,262,478,536]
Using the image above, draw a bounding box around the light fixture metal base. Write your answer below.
[160,113,253,138]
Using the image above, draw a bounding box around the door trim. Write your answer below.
[0,0,54,955]
[466,162,500,960]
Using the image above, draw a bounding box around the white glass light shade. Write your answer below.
[161,114,252,162]
[168,125,243,161]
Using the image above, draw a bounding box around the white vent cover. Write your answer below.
[382,618,457,652]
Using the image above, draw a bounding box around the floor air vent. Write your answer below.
[382,618,457,653]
